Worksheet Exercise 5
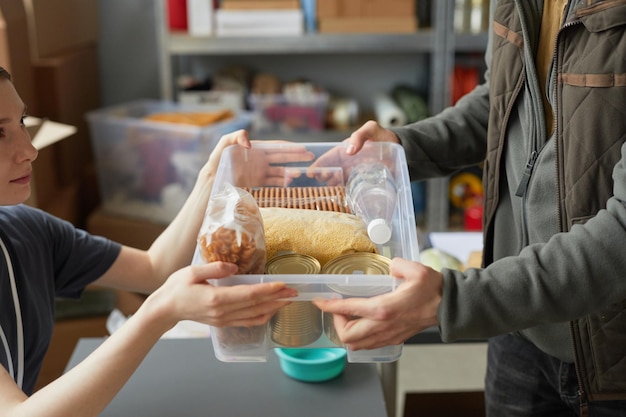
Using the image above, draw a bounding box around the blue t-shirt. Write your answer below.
[0,205,121,394]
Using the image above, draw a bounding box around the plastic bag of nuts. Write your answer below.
[197,182,266,274]
[196,183,267,350]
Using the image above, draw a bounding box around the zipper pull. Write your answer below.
[515,150,538,197]
[578,390,589,417]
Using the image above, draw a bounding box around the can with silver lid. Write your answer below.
[321,252,392,345]
[266,253,323,347]
[322,252,391,296]
[266,253,321,275]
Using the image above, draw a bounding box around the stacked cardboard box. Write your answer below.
[1,0,101,227]
[317,0,417,34]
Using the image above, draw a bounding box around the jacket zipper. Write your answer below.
[513,0,547,247]
[553,5,589,414]
[514,150,538,198]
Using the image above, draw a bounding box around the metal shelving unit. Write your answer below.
[153,0,487,233]
[165,32,437,54]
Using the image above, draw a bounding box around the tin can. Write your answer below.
[266,253,321,275]
[322,252,391,296]
[266,253,323,347]
[321,252,392,346]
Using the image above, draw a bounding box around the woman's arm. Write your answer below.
[1,262,296,417]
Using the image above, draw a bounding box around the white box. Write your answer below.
[178,89,245,112]
[215,9,304,37]
[187,0,213,35]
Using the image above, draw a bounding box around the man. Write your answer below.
[313,1,626,415]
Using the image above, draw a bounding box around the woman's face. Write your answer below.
[0,78,38,205]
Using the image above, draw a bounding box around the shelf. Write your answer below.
[453,32,489,52]
[165,32,437,55]
[153,0,489,232]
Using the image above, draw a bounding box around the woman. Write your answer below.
[0,65,312,416]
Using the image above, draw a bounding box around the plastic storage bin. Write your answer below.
[248,93,329,133]
[87,100,252,224]
[194,141,419,363]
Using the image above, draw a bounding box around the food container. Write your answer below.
[194,141,419,363]
[248,93,328,133]
[86,99,253,224]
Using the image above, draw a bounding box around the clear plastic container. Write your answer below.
[346,162,398,245]
[195,141,420,363]
[86,100,252,224]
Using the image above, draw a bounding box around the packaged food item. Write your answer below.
[144,109,234,126]
[260,207,377,266]
[266,254,323,347]
[195,183,267,352]
[197,183,266,274]
[321,252,392,346]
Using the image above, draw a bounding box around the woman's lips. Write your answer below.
[11,174,31,185]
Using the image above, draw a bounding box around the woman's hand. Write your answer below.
[231,140,316,188]
[198,130,316,190]
[146,262,298,329]
[312,258,442,350]
[198,129,253,187]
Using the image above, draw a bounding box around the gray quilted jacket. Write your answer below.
[391,0,626,408]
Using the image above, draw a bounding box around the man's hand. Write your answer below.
[312,257,442,350]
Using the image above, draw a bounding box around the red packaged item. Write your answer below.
[167,0,188,31]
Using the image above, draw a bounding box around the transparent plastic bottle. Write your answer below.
[346,162,398,245]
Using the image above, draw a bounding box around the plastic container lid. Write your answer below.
[367,218,392,244]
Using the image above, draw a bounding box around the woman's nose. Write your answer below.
[19,129,38,162]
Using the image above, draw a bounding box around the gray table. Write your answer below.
[66,338,388,417]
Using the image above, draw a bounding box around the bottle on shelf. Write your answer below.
[346,162,398,245]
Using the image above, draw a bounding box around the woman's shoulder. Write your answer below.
[0,205,74,243]
[0,204,58,224]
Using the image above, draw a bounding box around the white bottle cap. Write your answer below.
[367,218,392,245]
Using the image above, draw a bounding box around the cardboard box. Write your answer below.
[86,208,166,250]
[343,0,415,17]
[33,44,101,188]
[24,117,77,209]
[316,0,340,18]
[319,16,417,34]
[22,0,99,59]
[86,208,161,316]
[317,0,414,19]
[0,0,37,114]
[41,183,81,225]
